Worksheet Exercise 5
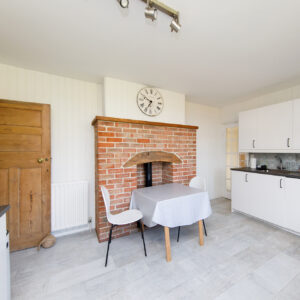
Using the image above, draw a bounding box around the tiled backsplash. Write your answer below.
[250,153,300,171]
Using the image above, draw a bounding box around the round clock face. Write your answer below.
[137,87,164,117]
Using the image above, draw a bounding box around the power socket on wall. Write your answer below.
[88,217,92,231]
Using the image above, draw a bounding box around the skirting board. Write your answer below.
[52,224,93,238]
[232,209,300,237]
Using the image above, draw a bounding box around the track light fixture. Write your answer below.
[170,18,181,33]
[118,0,129,9]
[117,0,181,33]
[144,1,157,21]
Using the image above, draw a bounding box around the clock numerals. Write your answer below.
[137,87,164,117]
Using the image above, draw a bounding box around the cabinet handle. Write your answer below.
[252,139,255,149]
[245,174,248,182]
[280,178,283,188]
[287,138,291,148]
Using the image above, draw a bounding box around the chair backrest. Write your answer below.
[101,186,112,223]
[189,176,207,192]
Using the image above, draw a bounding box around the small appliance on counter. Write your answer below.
[250,156,257,169]
[256,165,268,171]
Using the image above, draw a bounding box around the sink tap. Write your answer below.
[275,155,283,170]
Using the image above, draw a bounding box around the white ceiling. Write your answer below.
[1,0,300,106]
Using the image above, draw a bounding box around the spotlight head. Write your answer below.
[170,18,181,33]
[118,0,129,8]
[144,6,157,21]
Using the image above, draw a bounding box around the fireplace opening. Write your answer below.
[144,162,152,187]
[124,151,183,188]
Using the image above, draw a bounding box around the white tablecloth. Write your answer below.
[130,183,212,228]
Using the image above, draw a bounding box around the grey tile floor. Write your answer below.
[11,198,300,299]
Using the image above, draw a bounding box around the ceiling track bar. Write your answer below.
[141,0,179,19]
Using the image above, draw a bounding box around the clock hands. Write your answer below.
[142,95,153,103]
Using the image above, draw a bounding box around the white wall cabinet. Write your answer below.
[238,99,297,152]
[257,101,293,151]
[293,99,300,150]
[238,109,257,151]
[232,171,298,233]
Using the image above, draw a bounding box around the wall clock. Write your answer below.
[137,87,164,117]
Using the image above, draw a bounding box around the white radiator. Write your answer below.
[51,181,89,232]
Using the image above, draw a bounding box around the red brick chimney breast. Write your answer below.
[92,116,198,242]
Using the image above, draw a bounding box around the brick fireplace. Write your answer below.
[92,116,198,242]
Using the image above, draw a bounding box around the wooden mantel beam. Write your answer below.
[92,116,198,130]
[123,151,182,167]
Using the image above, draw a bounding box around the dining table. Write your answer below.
[130,183,212,262]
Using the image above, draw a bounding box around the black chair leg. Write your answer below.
[177,226,181,242]
[105,224,114,267]
[138,220,147,256]
[203,220,207,236]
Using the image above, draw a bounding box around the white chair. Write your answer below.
[177,177,208,242]
[101,186,147,267]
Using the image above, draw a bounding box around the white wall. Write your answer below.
[0,63,102,228]
[103,77,186,124]
[221,84,300,124]
[185,101,226,199]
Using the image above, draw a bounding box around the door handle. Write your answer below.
[37,158,44,163]
[245,174,248,182]
[287,138,291,148]
[280,178,283,189]
[252,139,255,149]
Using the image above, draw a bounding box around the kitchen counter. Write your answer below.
[0,205,10,218]
[231,167,300,179]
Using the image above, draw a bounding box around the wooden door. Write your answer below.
[0,99,51,251]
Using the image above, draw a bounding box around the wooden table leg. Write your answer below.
[164,226,171,262]
[198,220,204,246]
[141,221,145,233]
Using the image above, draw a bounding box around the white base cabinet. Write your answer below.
[284,178,300,233]
[0,214,10,300]
[232,171,300,234]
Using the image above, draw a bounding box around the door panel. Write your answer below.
[0,99,50,251]
[0,107,42,127]
[19,168,42,235]
[0,134,42,152]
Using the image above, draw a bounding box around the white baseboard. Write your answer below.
[52,224,94,238]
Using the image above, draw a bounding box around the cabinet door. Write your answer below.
[292,99,300,150]
[239,109,257,151]
[284,178,300,232]
[232,171,255,214]
[257,101,293,150]
[0,215,7,300]
[250,174,285,227]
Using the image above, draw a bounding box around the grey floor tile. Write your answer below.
[10,197,300,300]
